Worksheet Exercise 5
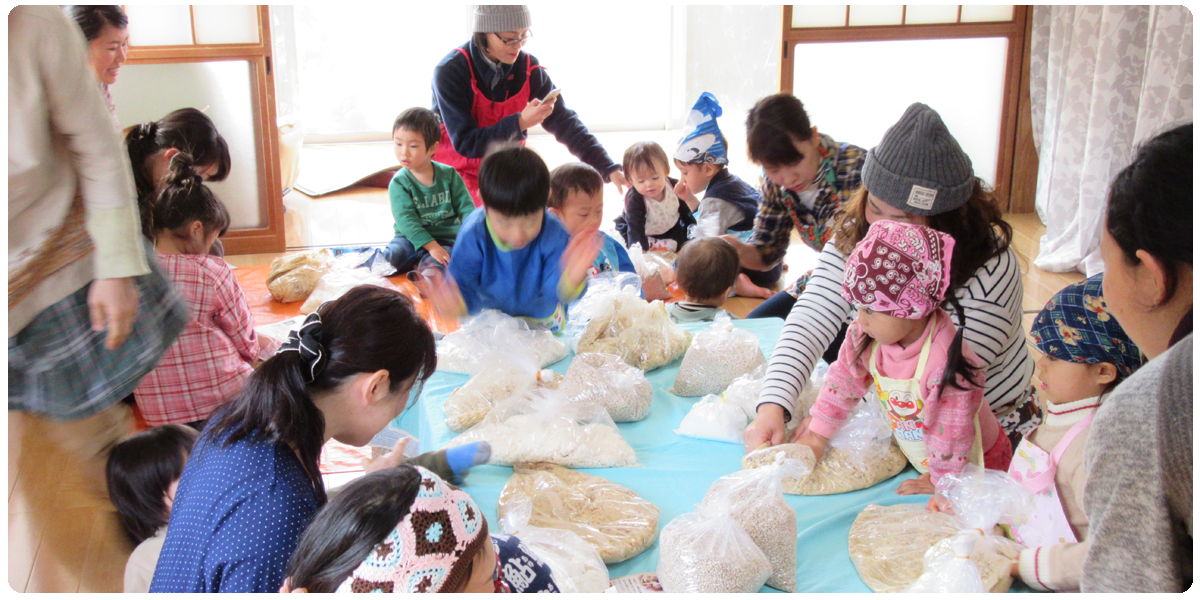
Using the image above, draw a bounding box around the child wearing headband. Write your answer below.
[792,220,1012,494]
[283,466,559,593]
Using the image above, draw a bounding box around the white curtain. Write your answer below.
[1029,5,1192,276]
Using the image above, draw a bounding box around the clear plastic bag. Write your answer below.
[444,351,551,432]
[436,310,569,375]
[576,295,691,371]
[670,315,766,397]
[445,389,639,468]
[794,359,830,422]
[847,469,1030,593]
[564,271,642,339]
[558,352,653,422]
[657,496,772,593]
[500,494,611,593]
[674,393,749,444]
[744,398,907,496]
[266,249,332,303]
[722,365,766,420]
[702,452,809,592]
[299,267,397,313]
[498,463,660,564]
[626,244,672,302]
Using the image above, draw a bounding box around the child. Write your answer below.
[792,220,1012,493]
[383,107,475,276]
[434,146,601,334]
[548,162,635,277]
[673,93,774,300]
[106,424,199,593]
[282,465,559,593]
[669,237,740,323]
[133,154,261,427]
[613,141,696,253]
[1002,274,1142,592]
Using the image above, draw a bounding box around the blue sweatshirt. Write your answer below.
[449,208,577,321]
[591,232,636,277]
[431,41,619,180]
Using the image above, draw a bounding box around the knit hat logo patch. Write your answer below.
[907,185,938,211]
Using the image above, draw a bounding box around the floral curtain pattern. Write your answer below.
[1029,5,1192,275]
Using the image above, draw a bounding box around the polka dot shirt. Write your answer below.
[149,427,319,592]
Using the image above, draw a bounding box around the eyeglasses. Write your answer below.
[494,30,532,47]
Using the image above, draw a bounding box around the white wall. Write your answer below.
[682,6,783,184]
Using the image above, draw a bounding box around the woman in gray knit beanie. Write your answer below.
[429,5,629,205]
[747,102,1041,456]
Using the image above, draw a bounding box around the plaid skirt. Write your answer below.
[9,254,189,420]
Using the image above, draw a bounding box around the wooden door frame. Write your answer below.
[779,5,1031,210]
[125,6,284,254]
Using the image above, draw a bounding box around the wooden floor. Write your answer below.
[7,205,1081,592]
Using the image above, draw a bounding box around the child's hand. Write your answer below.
[518,97,555,131]
[561,230,603,290]
[897,472,936,496]
[362,437,409,474]
[423,241,451,265]
[674,181,699,211]
[927,492,954,513]
[426,270,467,319]
[788,416,830,463]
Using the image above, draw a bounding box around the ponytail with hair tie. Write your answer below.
[279,313,329,383]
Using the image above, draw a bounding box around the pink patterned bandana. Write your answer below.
[841,220,955,319]
[336,467,489,594]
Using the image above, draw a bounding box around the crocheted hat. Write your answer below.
[860,102,975,216]
[1031,274,1145,378]
[842,220,955,320]
[675,92,728,165]
[335,467,489,594]
[472,5,531,33]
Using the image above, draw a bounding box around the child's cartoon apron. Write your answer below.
[1006,414,1094,546]
[434,48,544,207]
[869,313,984,474]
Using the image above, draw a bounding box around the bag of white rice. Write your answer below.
[670,315,765,397]
[445,389,638,468]
[675,393,750,444]
[558,352,653,422]
[437,310,569,375]
[657,496,772,593]
[500,494,610,593]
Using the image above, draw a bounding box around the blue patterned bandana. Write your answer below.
[675,92,728,165]
[1031,274,1145,378]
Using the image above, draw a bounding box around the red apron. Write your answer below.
[434,47,544,207]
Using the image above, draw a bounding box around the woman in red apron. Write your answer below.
[431,5,627,206]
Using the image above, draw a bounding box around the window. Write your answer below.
[780,5,1028,204]
[284,5,676,139]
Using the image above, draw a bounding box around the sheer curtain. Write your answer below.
[1029,5,1192,276]
[270,5,674,140]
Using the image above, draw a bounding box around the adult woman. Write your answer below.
[1081,123,1191,593]
[125,108,232,249]
[65,5,128,119]
[150,286,438,592]
[728,94,867,327]
[431,5,628,205]
[744,103,1039,452]
[9,4,188,482]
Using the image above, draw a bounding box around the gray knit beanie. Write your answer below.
[860,103,975,216]
[472,5,531,33]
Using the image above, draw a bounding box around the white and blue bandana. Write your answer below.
[674,92,728,165]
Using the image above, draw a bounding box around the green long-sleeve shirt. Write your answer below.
[388,161,475,249]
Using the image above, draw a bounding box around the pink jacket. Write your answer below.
[809,309,1001,484]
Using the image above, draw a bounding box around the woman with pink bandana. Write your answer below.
[791,220,1012,495]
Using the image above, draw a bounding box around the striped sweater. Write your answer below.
[758,239,1035,427]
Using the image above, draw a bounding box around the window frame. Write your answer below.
[124,5,285,254]
[779,5,1030,208]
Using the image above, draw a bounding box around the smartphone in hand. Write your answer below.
[542,88,562,103]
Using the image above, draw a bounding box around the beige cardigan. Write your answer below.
[8,5,148,334]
